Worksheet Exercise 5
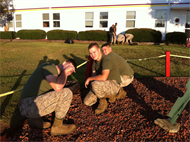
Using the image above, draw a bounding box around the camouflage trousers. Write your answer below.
[84,80,120,106]
[18,88,73,119]
[120,75,134,88]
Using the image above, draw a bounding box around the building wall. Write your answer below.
[1,0,189,40]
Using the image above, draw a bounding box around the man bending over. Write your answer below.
[18,59,77,136]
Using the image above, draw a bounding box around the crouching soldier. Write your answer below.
[101,43,134,99]
[84,43,121,114]
[18,59,77,136]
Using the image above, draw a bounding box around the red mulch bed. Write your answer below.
[4,77,190,141]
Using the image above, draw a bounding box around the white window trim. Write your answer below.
[53,13,60,28]
[155,10,166,28]
[85,12,94,28]
[42,13,50,28]
[16,14,22,28]
[99,11,108,28]
[126,11,136,28]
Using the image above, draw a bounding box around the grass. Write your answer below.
[0,41,189,133]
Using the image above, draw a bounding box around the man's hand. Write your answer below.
[64,64,75,76]
[85,78,90,88]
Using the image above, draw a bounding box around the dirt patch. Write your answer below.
[2,77,190,141]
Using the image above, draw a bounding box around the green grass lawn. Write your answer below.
[0,41,189,132]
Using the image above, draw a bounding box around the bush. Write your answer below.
[165,32,187,45]
[78,30,108,41]
[17,30,46,39]
[125,28,162,42]
[0,31,17,39]
[47,30,77,40]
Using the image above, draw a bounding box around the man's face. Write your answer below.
[89,46,101,61]
[102,46,111,55]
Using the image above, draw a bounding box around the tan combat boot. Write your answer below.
[105,94,117,103]
[51,118,76,136]
[116,87,127,100]
[27,117,51,129]
[95,98,108,114]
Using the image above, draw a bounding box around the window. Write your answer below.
[155,10,166,27]
[7,22,13,28]
[85,12,93,27]
[16,14,22,28]
[7,14,13,28]
[185,11,190,28]
[53,13,60,27]
[126,11,136,27]
[43,13,49,27]
[100,12,108,28]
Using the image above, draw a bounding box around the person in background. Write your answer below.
[4,23,9,31]
[117,33,125,45]
[18,59,77,136]
[109,24,115,45]
[101,43,134,100]
[125,33,134,45]
[113,23,117,45]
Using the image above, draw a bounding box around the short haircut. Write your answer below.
[66,58,77,69]
[101,43,111,48]
[88,43,99,50]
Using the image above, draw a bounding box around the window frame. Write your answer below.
[155,10,166,28]
[53,13,60,28]
[185,10,190,28]
[85,12,94,28]
[42,13,50,28]
[99,12,108,28]
[16,14,22,28]
[126,11,136,28]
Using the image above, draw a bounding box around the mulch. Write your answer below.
[3,77,190,141]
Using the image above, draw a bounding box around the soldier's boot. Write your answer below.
[51,118,76,136]
[27,117,51,129]
[154,118,180,133]
[105,94,117,103]
[121,42,124,45]
[116,87,127,100]
[95,98,108,114]
[69,82,80,94]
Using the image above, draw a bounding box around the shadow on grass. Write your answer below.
[0,56,61,139]
[0,70,27,136]
[1,40,12,45]
[63,54,88,87]
[128,61,165,77]
[37,55,60,67]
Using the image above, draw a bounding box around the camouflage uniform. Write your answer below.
[84,54,121,106]
[120,75,134,87]
[18,88,73,119]
[84,80,120,106]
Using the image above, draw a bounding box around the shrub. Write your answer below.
[125,28,162,42]
[17,30,46,39]
[0,31,17,39]
[78,30,109,41]
[165,32,187,45]
[47,30,77,40]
